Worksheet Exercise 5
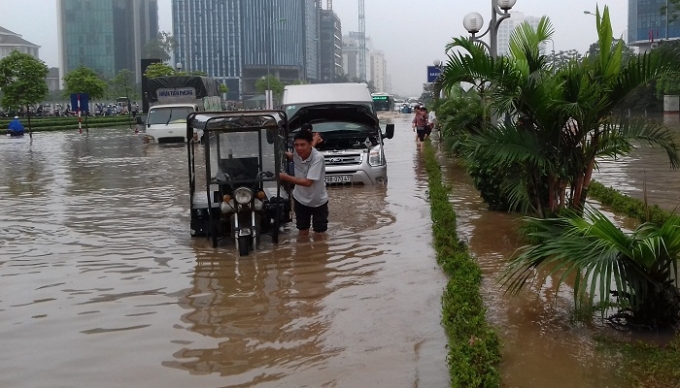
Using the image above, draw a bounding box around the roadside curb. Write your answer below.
[423,140,501,388]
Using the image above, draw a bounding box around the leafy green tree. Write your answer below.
[662,0,680,23]
[63,65,107,100]
[0,51,49,138]
[440,7,680,216]
[108,69,139,101]
[219,83,229,94]
[255,75,285,97]
[143,62,176,79]
[142,31,177,61]
[143,62,209,79]
[503,209,680,329]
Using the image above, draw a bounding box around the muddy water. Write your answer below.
[436,114,680,387]
[0,124,448,388]
[594,114,680,210]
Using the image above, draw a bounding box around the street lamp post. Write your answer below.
[267,17,286,109]
[433,59,443,99]
[463,0,517,59]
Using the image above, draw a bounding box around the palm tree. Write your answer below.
[439,6,680,216]
[502,209,680,329]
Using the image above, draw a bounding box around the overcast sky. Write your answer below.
[0,0,627,96]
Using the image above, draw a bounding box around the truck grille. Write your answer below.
[324,154,362,166]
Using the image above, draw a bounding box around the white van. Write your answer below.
[281,83,395,185]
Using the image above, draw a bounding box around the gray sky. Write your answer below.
[1,0,627,96]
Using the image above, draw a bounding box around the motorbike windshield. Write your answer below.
[209,129,283,188]
[147,107,194,125]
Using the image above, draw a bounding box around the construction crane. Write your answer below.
[359,0,366,81]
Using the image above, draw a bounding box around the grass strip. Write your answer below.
[423,141,501,388]
[588,180,671,225]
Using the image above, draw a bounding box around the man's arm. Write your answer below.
[279,172,314,187]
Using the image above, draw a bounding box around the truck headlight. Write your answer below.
[368,146,384,167]
[234,187,253,204]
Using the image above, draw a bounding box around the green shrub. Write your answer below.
[588,181,671,225]
[424,141,501,388]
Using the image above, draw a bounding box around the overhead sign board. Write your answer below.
[427,66,442,83]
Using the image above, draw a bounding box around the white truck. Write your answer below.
[143,76,223,143]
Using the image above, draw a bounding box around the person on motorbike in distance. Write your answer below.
[7,116,25,136]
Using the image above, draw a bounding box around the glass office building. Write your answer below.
[57,0,158,84]
[629,0,680,50]
[173,0,242,100]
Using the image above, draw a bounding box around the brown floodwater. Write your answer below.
[0,121,449,388]
[437,113,680,388]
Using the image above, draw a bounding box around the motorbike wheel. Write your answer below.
[238,236,250,256]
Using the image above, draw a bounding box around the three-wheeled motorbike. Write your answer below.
[187,110,292,255]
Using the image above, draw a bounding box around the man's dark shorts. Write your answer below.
[416,127,427,141]
[294,199,329,232]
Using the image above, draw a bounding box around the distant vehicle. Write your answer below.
[282,83,395,186]
[371,92,395,112]
[144,76,224,143]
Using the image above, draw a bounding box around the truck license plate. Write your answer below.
[325,175,351,184]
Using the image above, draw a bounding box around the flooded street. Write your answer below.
[0,120,449,388]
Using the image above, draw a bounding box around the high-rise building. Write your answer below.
[57,0,158,84]
[0,26,39,61]
[342,32,372,82]
[173,0,319,99]
[173,0,242,100]
[496,12,544,56]
[370,50,386,93]
[628,0,680,52]
[319,9,342,83]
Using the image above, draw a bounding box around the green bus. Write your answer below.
[371,93,394,112]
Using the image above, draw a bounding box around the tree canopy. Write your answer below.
[0,51,49,111]
[255,75,285,97]
[108,69,138,100]
[142,31,177,61]
[0,51,49,138]
[62,65,107,100]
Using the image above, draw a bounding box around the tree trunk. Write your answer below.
[578,158,597,210]
[572,174,585,211]
[26,104,32,140]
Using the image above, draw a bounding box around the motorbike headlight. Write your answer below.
[368,146,384,167]
[234,187,253,205]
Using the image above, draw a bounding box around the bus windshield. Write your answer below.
[372,94,394,111]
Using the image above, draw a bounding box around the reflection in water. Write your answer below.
[0,124,449,387]
[595,114,680,211]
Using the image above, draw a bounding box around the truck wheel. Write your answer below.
[238,236,250,256]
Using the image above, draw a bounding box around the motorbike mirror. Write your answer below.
[383,123,395,140]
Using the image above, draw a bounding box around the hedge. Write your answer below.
[423,141,501,388]
[588,180,671,225]
[1,116,133,129]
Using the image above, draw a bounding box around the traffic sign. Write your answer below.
[427,66,442,83]
[70,93,90,112]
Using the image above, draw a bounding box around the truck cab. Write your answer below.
[143,76,224,144]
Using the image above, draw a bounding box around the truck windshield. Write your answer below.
[147,107,194,125]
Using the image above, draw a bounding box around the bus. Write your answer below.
[371,93,394,112]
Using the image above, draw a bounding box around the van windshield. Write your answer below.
[311,121,374,134]
[148,107,194,125]
[284,102,375,118]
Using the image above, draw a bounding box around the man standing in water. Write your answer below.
[279,130,329,236]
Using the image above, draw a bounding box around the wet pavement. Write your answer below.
[0,119,448,388]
